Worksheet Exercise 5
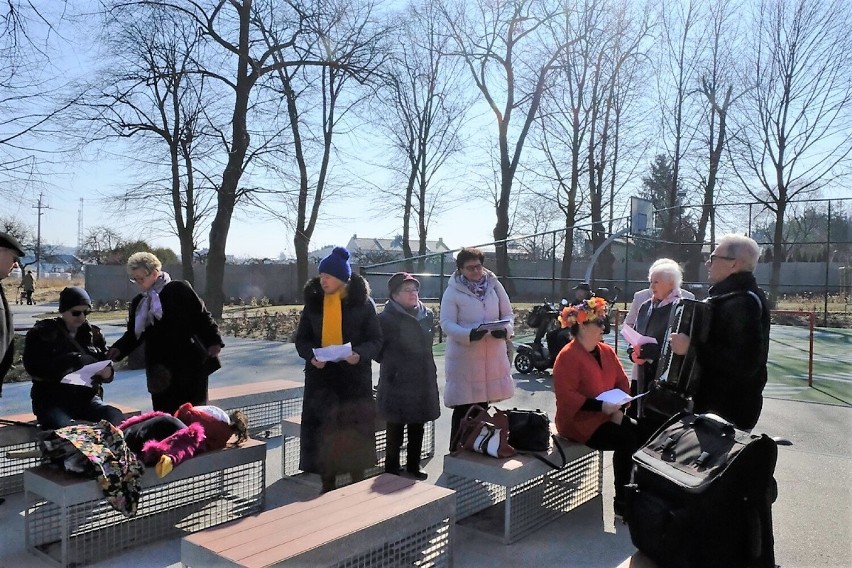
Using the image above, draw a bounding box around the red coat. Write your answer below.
[553,340,629,443]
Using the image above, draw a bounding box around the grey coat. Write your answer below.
[376,300,441,424]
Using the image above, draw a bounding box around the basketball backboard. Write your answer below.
[631,196,655,235]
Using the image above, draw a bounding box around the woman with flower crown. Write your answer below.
[552,297,640,519]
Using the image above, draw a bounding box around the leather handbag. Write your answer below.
[453,405,516,458]
[503,408,551,451]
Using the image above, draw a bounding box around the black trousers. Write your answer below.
[585,416,641,502]
[386,422,425,472]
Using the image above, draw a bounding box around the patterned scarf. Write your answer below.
[460,273,488,302]
[134,271,172,338]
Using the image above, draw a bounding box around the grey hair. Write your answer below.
[126,251,162,275]
[717,234,760,271]
[648,259,683,289]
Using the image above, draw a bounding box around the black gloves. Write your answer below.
[470,329,488,341]
[639,343,661,361]
[490,329,507,339]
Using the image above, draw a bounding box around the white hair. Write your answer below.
[648,258,683,289]
[126,251,162,275]
[717,234,760,272]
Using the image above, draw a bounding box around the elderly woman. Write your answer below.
[294,246,382,493]
[553,298,639,518]
[24,287,123,429]
[440,247,514,451]
[376,272,440,480]
[108,252,223,415]
[626,259,694,420]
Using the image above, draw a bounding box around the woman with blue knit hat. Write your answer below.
[294,246,382,493]
[23,286,124,429]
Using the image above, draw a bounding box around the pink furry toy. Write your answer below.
[119,405,249,477]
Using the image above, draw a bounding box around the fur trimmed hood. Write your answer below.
[303,273,371,312]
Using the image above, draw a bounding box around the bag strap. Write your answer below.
[516,434,568,470]
[450,404,489,452]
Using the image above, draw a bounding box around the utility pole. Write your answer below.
[32,192,50,279]
[77,197,84,255]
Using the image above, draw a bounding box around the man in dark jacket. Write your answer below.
[0,232,25,398]
[670,234,770,430]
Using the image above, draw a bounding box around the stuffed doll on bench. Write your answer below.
[119,403,249,477]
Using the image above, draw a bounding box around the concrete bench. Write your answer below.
[209,379,304,438]
[181,473,455,567]
[24,437,266,567]
[280,414,436,486]
[437,438,602,544]
[0,403,140,497]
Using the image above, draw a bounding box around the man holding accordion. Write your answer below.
[669,234,771,430]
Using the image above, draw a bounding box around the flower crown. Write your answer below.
[559,297,608,328]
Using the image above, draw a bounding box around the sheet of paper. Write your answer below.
[595,388,648,406]
[476,319,512,331]
[61,360,113,387]
[313,342,353,362]
[621,325,659,347]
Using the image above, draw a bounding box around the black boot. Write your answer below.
[320,475,336,494]
[405,423,427,480]
[385,422,403,475]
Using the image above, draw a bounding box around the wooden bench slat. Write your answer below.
[188,475,432,552]
[183,475,453,568]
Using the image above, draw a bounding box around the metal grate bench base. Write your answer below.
[24,439,265,567]
[439,442,602,544]
[208,379,304,439]
[281,417,436,485]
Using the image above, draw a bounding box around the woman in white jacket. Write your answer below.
[440,247,515,450]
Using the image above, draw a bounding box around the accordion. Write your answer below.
[642,298,712,423]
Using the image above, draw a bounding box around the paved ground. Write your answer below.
[0,302,850,567]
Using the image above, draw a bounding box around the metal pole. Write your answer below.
[823,200,831,326]
[551,231,556,299]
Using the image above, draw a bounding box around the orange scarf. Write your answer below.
[321,291,343,346]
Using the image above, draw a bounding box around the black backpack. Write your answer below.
[627,412,778,568]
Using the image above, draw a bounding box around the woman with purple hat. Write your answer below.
[375,272,440,480]
[294,246,382,493]
[23,287,124,429]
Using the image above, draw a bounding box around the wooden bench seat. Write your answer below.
[209,379,304,438]
[24,437,266,567]
[437,437,602,544]
[280,414,436,486]
[181,473,455,567]
[0,404,140,496]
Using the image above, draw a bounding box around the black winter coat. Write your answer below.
[693,272,770,430]
[294,274,381,475]
[24,318,111,409]
[376,300,440,424]
[0,284,12,393]
[110,280,222,395]
[633,299,675,393]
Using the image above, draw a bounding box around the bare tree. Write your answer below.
[258,0,389,289]
[731,0,852,303]
[0,2,75,200]
[689,0,742,280]
[373,0,466,272]
[440,0,578,289]
[83,4,213,283]
[532,0,650,290]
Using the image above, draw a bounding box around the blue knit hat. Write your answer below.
[318,246,352,283]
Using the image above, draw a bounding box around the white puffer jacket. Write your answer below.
[440,269,515,407]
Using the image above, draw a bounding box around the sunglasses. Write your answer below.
[70,310,92,317]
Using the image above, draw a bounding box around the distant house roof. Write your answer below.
[309,235,452,263]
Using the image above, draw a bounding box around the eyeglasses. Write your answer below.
[398,287,419,294]
[129,275,149,284]
[70,310,91,317]
[583,320,606,328]
[708,253,736,264]
[462,264,483,272]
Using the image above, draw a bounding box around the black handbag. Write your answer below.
[503,408,551,452]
